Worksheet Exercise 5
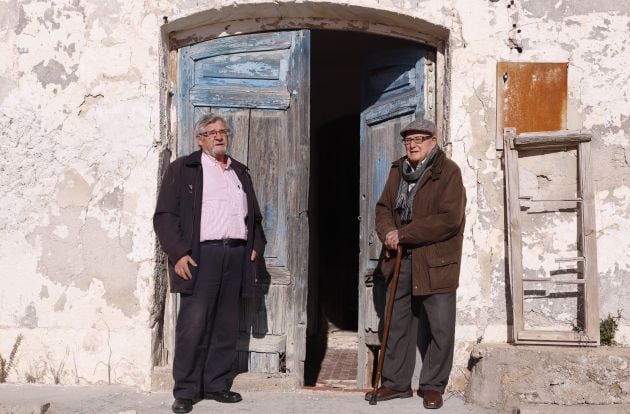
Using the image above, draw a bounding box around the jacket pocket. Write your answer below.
[427,255,459,290]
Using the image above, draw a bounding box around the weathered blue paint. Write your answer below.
[189,85,290,109]
[184,32,293,111]
[177,46,195,157]
[197,51,287,80]
[188,32,293,61]
[362,47,425,125]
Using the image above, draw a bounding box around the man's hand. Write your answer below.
[174,255,197,280]
[384,229,399,251]
[250,250,257,261]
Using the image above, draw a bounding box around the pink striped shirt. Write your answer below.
[199,153,248,241]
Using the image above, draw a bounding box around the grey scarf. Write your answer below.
[394,147,439,223]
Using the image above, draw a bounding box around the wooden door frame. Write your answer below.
[156,7,450,387]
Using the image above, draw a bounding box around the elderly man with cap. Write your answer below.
[366,119,466,410]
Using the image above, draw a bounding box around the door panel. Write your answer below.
[357,46,429,388]
[188,32,293,110]
[177,30,310,376]
[247,109,289,269]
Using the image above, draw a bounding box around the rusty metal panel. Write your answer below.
[496,62,567,149]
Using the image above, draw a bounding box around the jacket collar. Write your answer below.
[392,147,446,181]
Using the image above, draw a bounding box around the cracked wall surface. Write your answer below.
[0,0,628,389]
[0,0,161,388]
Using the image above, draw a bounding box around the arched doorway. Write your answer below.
[158,6,448,389]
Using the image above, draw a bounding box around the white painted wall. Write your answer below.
[1,0,628,389]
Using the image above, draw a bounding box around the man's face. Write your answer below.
[195,120,229,159]
[403,132,437,166]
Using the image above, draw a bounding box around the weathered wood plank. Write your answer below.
[517,330,598,344]
[435,41,446,141]
[239,284,288,336]
[555,256,585,263]
[514,130,591,149]
[284,29,310,381]
[424,49,436,122]
[189,31,293,61]
[249,352,280,373]
[236,334,286,353]
[504,128,525,338]
[177,46,195,157]
[257,264,291,285]
[247,109,289,269]
[520,198,583,202]
[579,141,600,344]
[522,278,585,284]
[196,50,287,80]
[234,351,280,373]
[364,93,417,126]
[190,85,290,110]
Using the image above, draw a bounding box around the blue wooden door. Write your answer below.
[358,47,432,387]
[177,31,310,376]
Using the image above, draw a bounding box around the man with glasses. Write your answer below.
[154,114,266,413]
[366,119,466,410]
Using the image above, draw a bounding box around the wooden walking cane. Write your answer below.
[369,244,403,406]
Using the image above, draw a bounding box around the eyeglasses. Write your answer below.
[402,135,432,146]
[197,129,230,139]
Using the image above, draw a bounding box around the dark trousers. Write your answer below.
[381,256,456,393]
[173,243,244,399]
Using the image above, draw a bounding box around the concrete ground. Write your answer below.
[0,385,500,414]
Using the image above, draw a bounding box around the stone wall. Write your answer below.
[467,343,630,409]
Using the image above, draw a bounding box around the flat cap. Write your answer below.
[400,119,436,137]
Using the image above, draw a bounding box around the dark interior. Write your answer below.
[305,29,419,385]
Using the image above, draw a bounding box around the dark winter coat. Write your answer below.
[375,148,466,295]
[153,150,266,297]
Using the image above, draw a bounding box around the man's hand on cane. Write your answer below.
[384,229,399,251]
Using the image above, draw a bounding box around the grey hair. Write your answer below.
[194,113,229,137]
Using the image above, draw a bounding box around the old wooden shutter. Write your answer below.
[358,47,432,387]
[177,31,310,375]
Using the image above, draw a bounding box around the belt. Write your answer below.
[200,239,246,247]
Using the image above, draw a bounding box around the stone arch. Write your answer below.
[163,2,449,48]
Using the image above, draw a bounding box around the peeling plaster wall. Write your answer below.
[0,0,628,389]
[0,0,162,387]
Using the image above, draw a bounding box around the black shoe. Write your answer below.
[204,390,242,403]
[172,398,193,413]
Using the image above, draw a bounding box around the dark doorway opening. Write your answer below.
[305,29,421,387]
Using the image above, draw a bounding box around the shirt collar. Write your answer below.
[202,152,232,169]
